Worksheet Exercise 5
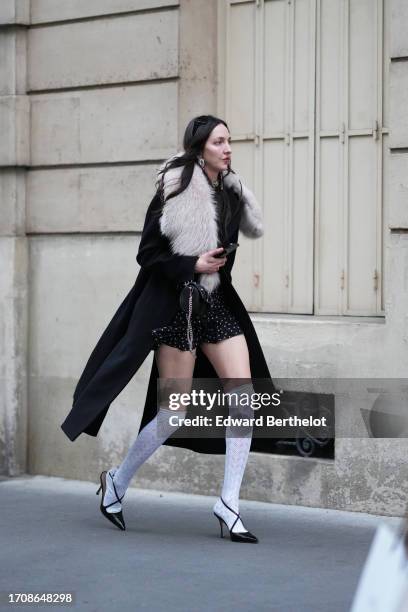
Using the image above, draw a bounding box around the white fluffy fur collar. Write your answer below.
[157,151,264,292]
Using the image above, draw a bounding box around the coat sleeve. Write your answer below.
[221,227,239,283]
[136,192,199,284]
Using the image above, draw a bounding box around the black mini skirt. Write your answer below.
[151,284,243,352]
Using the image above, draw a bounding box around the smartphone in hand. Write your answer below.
[214,242,239,258]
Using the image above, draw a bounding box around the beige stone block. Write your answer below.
[28,235,140,379]
[30,82,178,165]
[28,375,101,478]
[389,61,408,149]
[0,0,29,24]
[26,165,159,233]
[250,314,389,379]
[30,0,179,24]
[388,152,408,229]
[28,11,178,90]
[0,95,29,166]
[0,169,26,235]
[0,236,28,475]
[390,0,408,57]
[28,362,152,477]
[0,30,27,95]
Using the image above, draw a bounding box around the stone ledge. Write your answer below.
[249,313,385,325]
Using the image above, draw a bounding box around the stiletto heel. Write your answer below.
[96,470,126,531]
[213,497,258,543]
[214,512,224,538]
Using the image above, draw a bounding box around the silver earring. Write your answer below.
[198,156,205,168]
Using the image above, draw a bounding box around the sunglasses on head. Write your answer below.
[192,118,208,136]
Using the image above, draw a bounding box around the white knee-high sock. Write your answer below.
[103,407,186,513]
[213,383,254,533]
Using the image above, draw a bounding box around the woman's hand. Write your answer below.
[194,248,227,274]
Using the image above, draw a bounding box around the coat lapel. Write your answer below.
[158,152,264,293]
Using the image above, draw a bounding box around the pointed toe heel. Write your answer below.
[96,470,126,531]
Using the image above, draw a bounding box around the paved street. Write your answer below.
[0,475,402,612]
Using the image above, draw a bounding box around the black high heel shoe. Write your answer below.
[96,470,126,531]
[213,497,258,543]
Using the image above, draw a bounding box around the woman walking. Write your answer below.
[61,114,276,543]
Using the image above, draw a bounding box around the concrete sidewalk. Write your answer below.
[0,475,402,612]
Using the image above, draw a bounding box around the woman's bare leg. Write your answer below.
[155,343,197,402]
[200,334,255,534]
[103,344,196,512]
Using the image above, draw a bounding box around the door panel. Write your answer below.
[221,0,386,316]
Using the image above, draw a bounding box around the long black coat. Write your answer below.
[61,177,276,454]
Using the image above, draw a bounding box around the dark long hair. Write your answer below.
[155,114,236,205]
